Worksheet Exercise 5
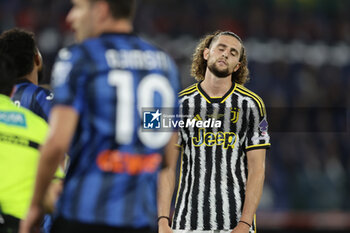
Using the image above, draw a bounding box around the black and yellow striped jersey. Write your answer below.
[173,81,270,231]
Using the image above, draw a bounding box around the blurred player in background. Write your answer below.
[0,54,56,233]
[158,31,270,233]
[20,0,180,233]
[0,28,53,122]
[0,27,65,233]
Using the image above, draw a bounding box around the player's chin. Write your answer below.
[216,67,230,75]
[75,34,85,43]
[216,71,231,78]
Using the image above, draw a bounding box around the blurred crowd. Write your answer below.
[1,0,349,211]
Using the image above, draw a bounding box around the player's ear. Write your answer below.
[233,62,241,72]
[203,48,209,61]
[93,0,109,22]
[34,49,43,70]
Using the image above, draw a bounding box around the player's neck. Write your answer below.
[201,74,232,98]
[22,70,38,85]
[96,18,133,35]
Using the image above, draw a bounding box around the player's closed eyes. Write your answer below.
[217,46,225,52]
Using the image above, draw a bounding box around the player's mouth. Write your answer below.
[217,59,228,66]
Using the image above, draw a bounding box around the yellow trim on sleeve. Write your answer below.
[179,88,197,97]
[236,88,265,117]
[236,85,266,116]
[254,214,257,233]
[194,114,202,121]
[178,84,196,95]
[239,85,266,108]
[246,143,271,150]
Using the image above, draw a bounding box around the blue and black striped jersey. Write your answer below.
[51,33,180,228]
[173,82,270,232]
[12,80,53,122]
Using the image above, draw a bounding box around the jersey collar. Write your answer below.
[196,81,236,104]
[15,79,32,84]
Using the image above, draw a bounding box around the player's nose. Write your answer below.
[222,49,229,58]
[66,8,74,26]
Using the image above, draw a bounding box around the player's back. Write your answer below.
[0,94,48,219]
[11,80,53,121]
[52,33,179,228]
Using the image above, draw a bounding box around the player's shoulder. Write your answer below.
[15,81,44,94]
[178,83,198,98]
[28,83,51,94]
[23,82,52,97]
[235,83,267,116]
[34,86,53,102]
[56,43,87,63]
[234,83,265,103]
[52,44,92,88]
[37,86,52,95]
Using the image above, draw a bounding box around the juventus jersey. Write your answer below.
[172,81,270,231]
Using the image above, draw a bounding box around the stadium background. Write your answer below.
[1,0,349,232]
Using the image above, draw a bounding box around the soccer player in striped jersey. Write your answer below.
[0,28,53,122]
[158,31,270,233]
[20,1,179,233]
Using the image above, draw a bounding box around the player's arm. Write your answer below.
[19,106,78,233]
[232,149,266,233]
[157,132,180,233]
[43,179,64,214]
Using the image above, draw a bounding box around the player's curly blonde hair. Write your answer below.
[191,31,250,85]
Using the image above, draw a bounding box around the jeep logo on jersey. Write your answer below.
[143,109,162,129]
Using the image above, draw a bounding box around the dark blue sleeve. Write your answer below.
[32,87,53,122]
[51,46,88,114]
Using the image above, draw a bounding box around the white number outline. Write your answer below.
[108,70,175,149]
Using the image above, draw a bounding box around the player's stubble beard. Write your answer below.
[207,59,233,78]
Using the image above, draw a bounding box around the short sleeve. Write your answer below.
[244,97,271,151]
[51,47,88,114]
[35,88,53,121]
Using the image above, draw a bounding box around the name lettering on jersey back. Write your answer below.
[96,150,161,175]
[192,128,237,149]
[106,49,169,71]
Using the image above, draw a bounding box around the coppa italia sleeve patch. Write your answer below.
[258,118,268,135]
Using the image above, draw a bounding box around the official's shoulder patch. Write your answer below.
[0,111,27,127]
